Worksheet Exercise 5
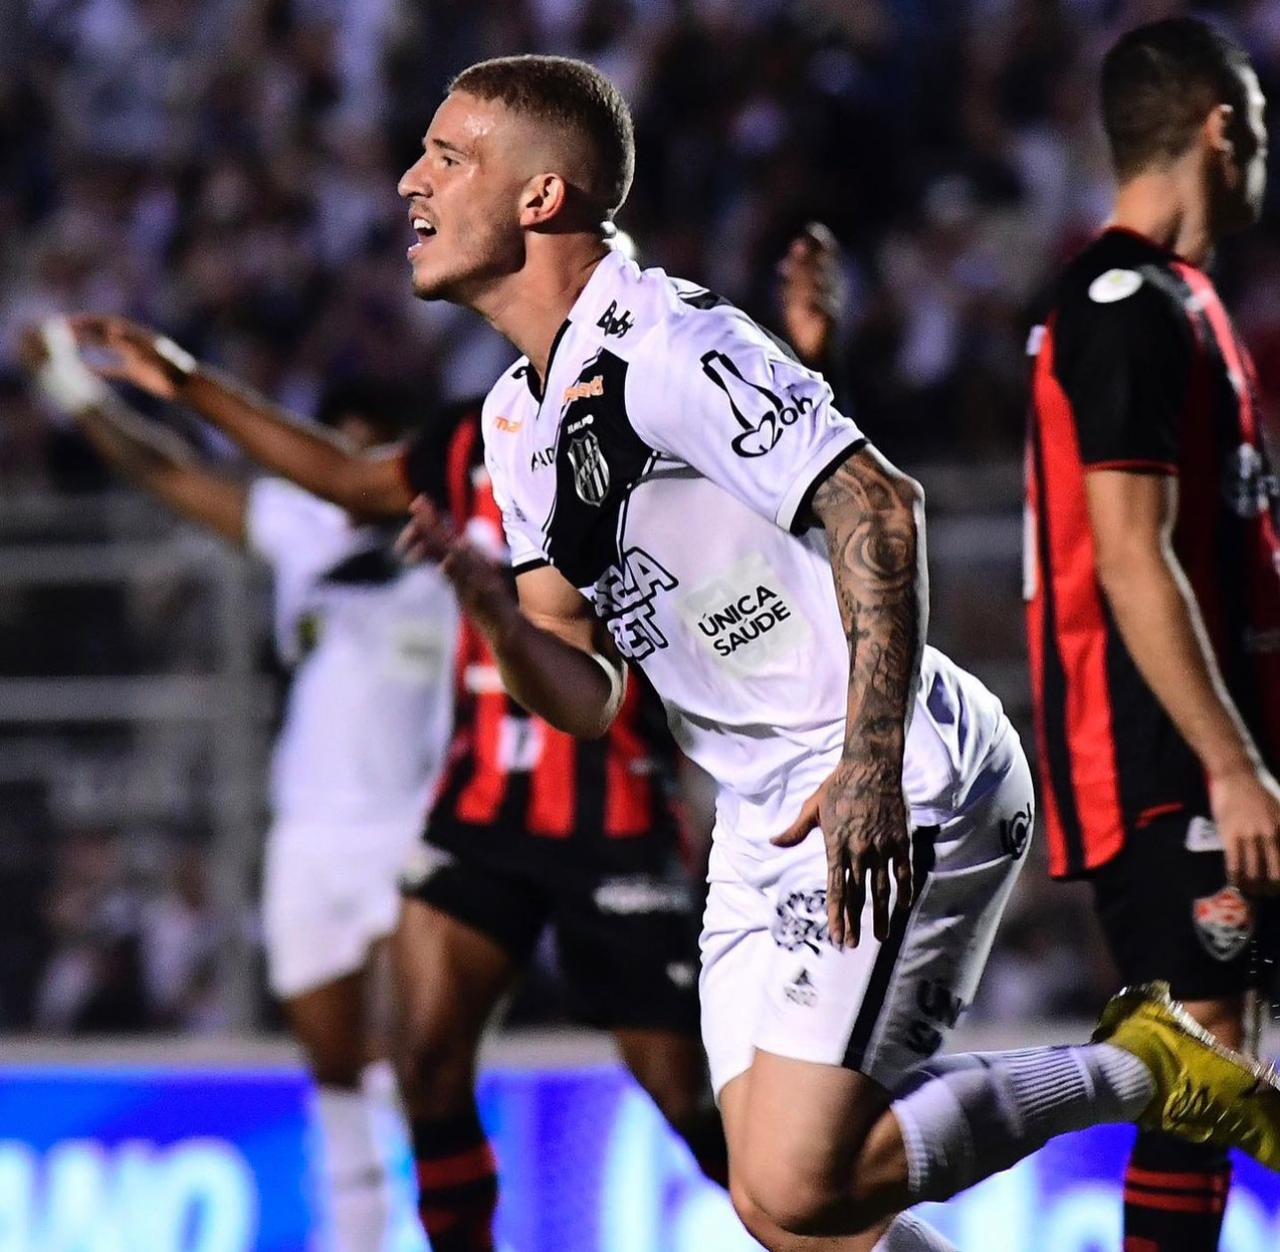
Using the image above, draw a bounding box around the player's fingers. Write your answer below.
[870,857,893,943]
[1239,832,1264,894]
[771,795,821,847]
[893,850,914,916]
[826,845,846,948]
[1261,830,1280,892]
[846,852,868,948]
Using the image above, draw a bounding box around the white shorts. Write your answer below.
[261,814,420,999]
[699,742,1034,1098]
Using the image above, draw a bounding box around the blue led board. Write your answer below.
[1,1063,1278,1251]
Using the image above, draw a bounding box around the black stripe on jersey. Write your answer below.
[320,544,404,586]
[512,557,549,574]
[542,350,655,587]
[1029,420,1089,877]
[841,826,937,1073]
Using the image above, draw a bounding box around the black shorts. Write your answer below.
[399,835,701,1035]
[1091,810,1280,1002]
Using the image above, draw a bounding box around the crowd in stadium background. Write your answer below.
[3,0,1279,1034]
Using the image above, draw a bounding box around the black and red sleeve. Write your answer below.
[398,401,484,528]
[1051,277,1191,474]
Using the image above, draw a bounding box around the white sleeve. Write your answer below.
[244,477,339,574]
[482,440,548,573]
[633,313,866,533]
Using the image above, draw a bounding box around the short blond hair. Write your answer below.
[449,55,635,218]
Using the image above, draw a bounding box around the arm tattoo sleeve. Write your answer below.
[809,447,928,788]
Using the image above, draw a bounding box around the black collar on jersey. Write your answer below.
[525,319,572,402]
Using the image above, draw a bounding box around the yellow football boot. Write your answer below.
[1092,981,1280,1169]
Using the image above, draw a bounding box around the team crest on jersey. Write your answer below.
[567,430,610,505]
[1191,886,1255,961]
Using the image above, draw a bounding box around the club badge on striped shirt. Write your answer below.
[568,431,610,506]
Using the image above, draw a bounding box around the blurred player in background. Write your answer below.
[58,223,843,1252]
[393,52,1280,1252]
[25,323,458,1252]
[1026,19,1280,1251]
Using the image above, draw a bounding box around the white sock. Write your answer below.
[891,1044,1154,1202]
[872,1213,959,1251]
[315,1082,394,1252]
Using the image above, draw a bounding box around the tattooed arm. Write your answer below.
[773,445,927,946]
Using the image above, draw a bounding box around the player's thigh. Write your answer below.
[393,851,546,1081]
[1091,810,1254,1045]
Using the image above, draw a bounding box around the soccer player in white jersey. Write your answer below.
[27,323,457,1252]
[391,54,1280,1252]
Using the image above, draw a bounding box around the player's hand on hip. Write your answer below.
[772,761,913,947]
[1210,764,1280,895]
[66,314,195,401]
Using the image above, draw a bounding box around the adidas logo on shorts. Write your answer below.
[783,968,816,1008]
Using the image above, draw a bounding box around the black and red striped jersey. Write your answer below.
[399,403,681,862]
[1026,227,1280,879]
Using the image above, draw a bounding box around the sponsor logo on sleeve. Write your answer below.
[1192,886,1255,961]
[1000,803,1033,859]
[699,349,815,458]
[1087,268,1143,303]
[493,416,523,433]
[678,553,810,675]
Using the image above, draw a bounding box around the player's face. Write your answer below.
[397,92,529,305]
[1220,66,1268,229]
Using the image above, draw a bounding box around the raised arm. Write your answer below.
[1087,471,1280,890]
[27,321,247,544]
[69,315,412,518]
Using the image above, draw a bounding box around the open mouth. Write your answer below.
[408,216,437,259]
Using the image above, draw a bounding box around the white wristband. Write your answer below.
[34,318,109,416]
[154,335,196,379]
[590,650,625,714]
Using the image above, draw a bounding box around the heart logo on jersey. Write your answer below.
[568,431,610,506]
[1191,886,1255,962]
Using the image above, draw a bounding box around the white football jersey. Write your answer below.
[246,478,458,825]
[481,251,1011,851]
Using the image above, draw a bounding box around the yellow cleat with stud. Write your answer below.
[1093,981,1280,1169]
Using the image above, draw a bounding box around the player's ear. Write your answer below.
[518,172,569,228]
[1204,102,1236,159]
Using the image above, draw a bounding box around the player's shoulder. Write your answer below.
[574,250,775,368]
[248,474,343,526]
[1050,229,1185,326]
[481,357,534,429]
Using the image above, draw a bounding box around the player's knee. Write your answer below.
[394,1024,475,1112]
[731,1160,855,1240]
